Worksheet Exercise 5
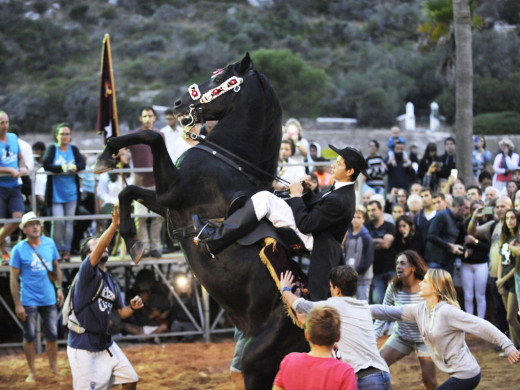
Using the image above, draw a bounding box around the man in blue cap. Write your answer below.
[193,144,368,300]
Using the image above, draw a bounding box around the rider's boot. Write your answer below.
[193,199,258,258]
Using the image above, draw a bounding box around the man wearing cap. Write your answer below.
[9,211,63,382]
[193,144,367,300]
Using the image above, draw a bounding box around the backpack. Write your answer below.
[62,272,119,334]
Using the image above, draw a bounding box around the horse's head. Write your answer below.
[173,53,255,127]
[174,52,282,180]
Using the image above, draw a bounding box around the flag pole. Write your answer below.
[104,34,119,138]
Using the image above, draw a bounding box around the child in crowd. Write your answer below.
[273,306,357,390]
[387,126,408,166]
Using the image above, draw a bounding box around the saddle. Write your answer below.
[226,192,310,327]
[229,192,310,257]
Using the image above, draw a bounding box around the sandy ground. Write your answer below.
[0,335,519,389]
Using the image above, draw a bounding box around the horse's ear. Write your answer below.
[238,52,254,75]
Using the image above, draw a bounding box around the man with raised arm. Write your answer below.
[67,205,144,390]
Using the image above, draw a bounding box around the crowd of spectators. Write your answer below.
[348,130,520,363]
[3,108,520,388]
[0,107,205,348]
[0,107,520,354]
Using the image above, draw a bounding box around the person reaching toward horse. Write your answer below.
[193,145,368,300]
[371,268,520,390]
[67,205,143,390]
[280,266,391,389]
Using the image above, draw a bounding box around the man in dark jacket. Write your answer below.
[193,145,368,300]
[413,188,437,249]
[385,141,414,192]
[438,136,457,180]
[425,196,470,274]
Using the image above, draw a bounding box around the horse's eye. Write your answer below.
[213,77,222,84]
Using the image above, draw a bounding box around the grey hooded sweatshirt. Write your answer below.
[371,301,516,379]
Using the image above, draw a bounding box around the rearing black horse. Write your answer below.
[94,53,308,389]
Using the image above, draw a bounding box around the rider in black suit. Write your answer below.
[193,144,368,300]
[285,145,367,299]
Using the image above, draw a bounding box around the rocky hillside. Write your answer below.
[0,0,519,134]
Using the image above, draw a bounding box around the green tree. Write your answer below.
[419,0,482,83]
[420,0,479,184]
[357,88,395,127]
[251,49,328,118]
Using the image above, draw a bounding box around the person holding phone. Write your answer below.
[418,143,442,191]
[425,196,470,273]
[461,201,491,319]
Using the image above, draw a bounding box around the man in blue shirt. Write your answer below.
[10,211,63,382]
[0,111,27,262]
[67,205,143,390]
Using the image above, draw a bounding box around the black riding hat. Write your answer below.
[329,144,369,177]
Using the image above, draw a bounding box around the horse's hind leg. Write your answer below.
[119,185,167,264]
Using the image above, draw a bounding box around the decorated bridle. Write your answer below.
[182,69,244,130]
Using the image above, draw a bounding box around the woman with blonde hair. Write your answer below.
[282,118,309,164]
[371,268,520,389]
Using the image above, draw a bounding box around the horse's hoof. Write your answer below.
[129,242,146,264]
[93,148,118,174]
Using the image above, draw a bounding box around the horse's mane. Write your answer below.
[255,71,282,178]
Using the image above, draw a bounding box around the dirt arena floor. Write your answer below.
[0,335,519,389]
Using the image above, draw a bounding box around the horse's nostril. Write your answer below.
[174,99,182,107]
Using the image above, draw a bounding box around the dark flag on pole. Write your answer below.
[97,34,119,144]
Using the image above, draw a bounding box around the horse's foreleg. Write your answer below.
[119,185,167,264]
[94,130,173,175]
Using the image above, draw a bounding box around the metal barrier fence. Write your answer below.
[0,257,235,351]
[0,159,337,350]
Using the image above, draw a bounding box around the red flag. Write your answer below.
[97,34,119,144]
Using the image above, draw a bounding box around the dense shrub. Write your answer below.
[70,4,89,21]
[251,48,328,118]
[473,111,520,135]
[357,88,395,127]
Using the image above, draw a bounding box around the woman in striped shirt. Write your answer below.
[374,250,437,389]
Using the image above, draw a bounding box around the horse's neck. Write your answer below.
[210,115,279,174]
